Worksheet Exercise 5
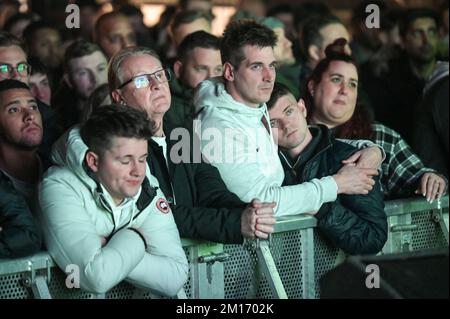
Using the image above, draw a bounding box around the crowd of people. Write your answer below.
[0,0,448,297]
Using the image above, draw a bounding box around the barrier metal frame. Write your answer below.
[1,196,448,299]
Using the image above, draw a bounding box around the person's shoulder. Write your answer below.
[372,122,400,137]
[332,139,359,154]
[42,165,81,186]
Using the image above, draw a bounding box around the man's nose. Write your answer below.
[262,67,274,81]
[23,108,35,122]
[10,68,21,81]
[131,161,145,176]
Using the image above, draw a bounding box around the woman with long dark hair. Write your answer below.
[304,39,447,200]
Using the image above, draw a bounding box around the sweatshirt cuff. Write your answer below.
[315,202,331,220]
[319,175,338,203]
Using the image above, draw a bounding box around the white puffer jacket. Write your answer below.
[39,128,188,295]
[194,77,338,217]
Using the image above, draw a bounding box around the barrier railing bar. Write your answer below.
[255,240,288,299]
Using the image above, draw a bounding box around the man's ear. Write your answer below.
[63,73,73,88]
[298,98,307,118]
[85,151,100,172]
[173,60,182,79]
[111,89,122,104]
[308,44,321,65]
[223,62,235,81]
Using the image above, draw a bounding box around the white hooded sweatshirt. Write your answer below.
[194,78,338,217]
[39,128,188,296]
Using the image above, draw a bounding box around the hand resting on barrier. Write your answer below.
[241,199,277,240]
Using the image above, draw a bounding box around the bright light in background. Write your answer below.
[139,4,235,34]
[101,2,114,14]
[212,6,236,36]
[18,0,28,12]
[141,4,166,27]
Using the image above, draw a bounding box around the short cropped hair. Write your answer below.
[177,30,220,63]
[301,14,342,56]
[399,8,440,38]
[80,104,153,156]
[22,20,60,46]
[267,82,292,111]
[64,40,103,72]
[221,19,277,68]
[94,12,128,39]
[0,79,30,94]
[170,10,212,35]
[0,31,24,49]
[28,56,48,76]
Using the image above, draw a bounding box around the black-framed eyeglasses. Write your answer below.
[118,68,171,89]
[0,62,32,77]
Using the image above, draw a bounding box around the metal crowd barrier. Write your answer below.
[1,196,448,299]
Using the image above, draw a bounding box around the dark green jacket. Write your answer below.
[0,172,42,258]
[147,124,247,244]
[165,77,195,130]
[281,125,387,255]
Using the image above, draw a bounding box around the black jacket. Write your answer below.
[281,125,387,255]
[0,171,42,258]
[413,76,449,178]
[360,52,425,145]
[38,99,62,158]
[147,124,247,244]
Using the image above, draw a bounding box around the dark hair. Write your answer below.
[177,30,220,63]
[304,39,374,140]
[64,40,103,71]
[301,14,341,57]
[267,82,292,110]
[76,0,101,10]
[0,79,30,94]
[83,83,111,122]
[28,56,48,76]
[22,20,61,46]
[179,0,212,10]
[119,4,143,18]
[4,13,39,34]
[80,104,153,156]
[221,19,277,68]
[0,31,24,49]
[267,4,293,18]
[170,10,212,35]
[399,8,440,38]
[293,2,331,30]
[380,8,404,32]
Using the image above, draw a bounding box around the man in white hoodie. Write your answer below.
[194,20,382,218]
[39,105,188,296]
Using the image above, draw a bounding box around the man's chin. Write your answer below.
[20,137,42,149]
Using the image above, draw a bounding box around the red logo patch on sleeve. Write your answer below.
[156,198,170,214]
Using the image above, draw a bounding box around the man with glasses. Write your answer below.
[108,46,276,244]
[0,31,60,157]
[0,61,30,81]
